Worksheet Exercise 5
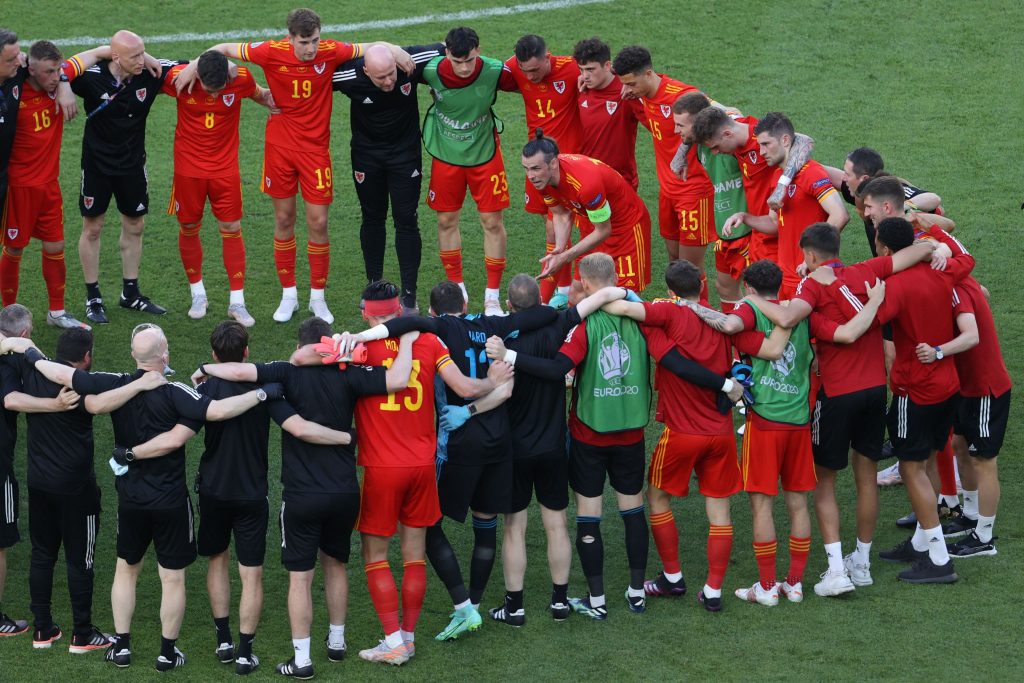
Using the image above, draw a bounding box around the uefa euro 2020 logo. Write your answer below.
[597,332,630,384]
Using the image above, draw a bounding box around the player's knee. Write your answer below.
[121,217,145,236]
[41,241,63,254]
[3,246,24,257]
[479,214,505,235]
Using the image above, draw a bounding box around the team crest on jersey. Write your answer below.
[313,62,327,75]
[222,94,235,107]
[788,184,797,197]
[524,192,530,205]
[748,151,758,164]
[135,88,147,102]
[553,80,565,94]
[47,91,56,100]
[660,104,671,118]
[265,177,272,188]
[354,171,365,184]
[606,101,618,115]
[428,189,436,201]
[174,201,180,213]
[6,228,18,240]
[83,196,94,209]
[11,86,18,100]
[400,82,412,96]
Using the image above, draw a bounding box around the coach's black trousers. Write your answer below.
[350,155,423,307]
[28,486,101,635]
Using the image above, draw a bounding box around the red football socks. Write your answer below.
[220,228,246,291]
[273,237,296,288]
[753,540,777,589]
[0,248,21,306]
[649,510,680,575]
[178,223,203,284]
[401,560,427,634]
[484,256,506,290]
[787,536,811,585]
[307,241,330,289]
[365,561,400,636]
[706,524,733,590]
[439,248,463,284]
[42,250,66,311]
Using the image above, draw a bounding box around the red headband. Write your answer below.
[363,297,400,316]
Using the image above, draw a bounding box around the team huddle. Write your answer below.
[0,6,1012,680]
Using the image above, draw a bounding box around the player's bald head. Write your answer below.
[507,274,541,312]
[111,30,144,53]
[131,326,168,366]
[363,44,397,91]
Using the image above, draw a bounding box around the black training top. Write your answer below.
[0,66,28,191]
[196,377,273,502]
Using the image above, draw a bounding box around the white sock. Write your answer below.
[327,624,345,649]
[229,289,244,306]
[663,570,683,583]
[975,514,996,543]
[911,524,928,552]
[384,631,403,649]
[400,629,415,643]
[824,542,844,572]
[190,280,206,297]
[627,586,645,598]
[49,309,65,318]
[484,287,500,301]
[453,599,471,611]
[702,584,721,599]
[942,493,960,509]
[281,286,298,301]
[557,285,570,296]
[962,489,979,519]
[310,288,326,302]
[922,525,949,564]
[292,637,311,667]
[457,282,469,302]
[855,539,872,564]
[588,593,606,608]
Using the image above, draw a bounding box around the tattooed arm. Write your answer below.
[679,299,746,335]
[767,133,816,210]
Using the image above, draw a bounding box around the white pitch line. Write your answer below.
[29,0,615,47]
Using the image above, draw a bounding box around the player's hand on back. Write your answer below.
[487,359,514,385]
[143,52,162,78]
[55,386,81,411]
[190,366,208,387]
[724,381,744,404]
[55,82,78,122]
[140,370,169,390]
[865,278,885,304]
[391,46,415,74]
[400,330,420,344]
[173,61,199,94]
[439,405,471,432]
[485,335,507,362]
[767,186,786,211]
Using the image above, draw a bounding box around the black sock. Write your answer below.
[551,583,568,605]
[576,516,604,598]
[469,516,498,605]
[122,278,139,299]
[238,632,255,659]
[505,590,524,612]
[86,282,102,301]
[214,616,231,645]
[621,505,649,590]
[426,523,469,605]
[115,632,131,651]
[160,636,176,659]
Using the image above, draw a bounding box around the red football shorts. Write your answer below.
[658,190,713,246]
[778,275,801,302]
[648,427,741,498]
[748,231,778,264]
[2,184,64,248]
[740,419,816,495]
[427,148,510,214]
[262,141,333,205]
[714,235,751,281]
[167,173,243,224]
[356,464,440,537]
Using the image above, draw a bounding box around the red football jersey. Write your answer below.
[162,64,257,178]
[636,75,711,199]
[504,54,581,153]
[578,75,640,188]
[559,318,645,447]
[239,39,358,152]
[642,301,733,435]
[952,278,1011,397]
[541,154,647,252]
[794,257,893,396]
[354,333,453,468]
[733,116,772,211]
[772,162,836,286]
[876,244,975,404]
[8,58,84,185]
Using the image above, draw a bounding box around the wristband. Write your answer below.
[503,349,518,366]
[467,404,478,416]
[721,378,735,394]
[25,347,46,366]
[778,174,793,187]
[198,363,209,376]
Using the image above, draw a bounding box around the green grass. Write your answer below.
[1,1,1023,680]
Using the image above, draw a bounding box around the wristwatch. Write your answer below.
[467,404,478,416]
[256,388,268,402]
[123,448,135,462]
[934,347,944,360]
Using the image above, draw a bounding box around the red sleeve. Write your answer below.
[794,277,822,309]
[803,163,837,202]
[809,312,839,342]
[952,287,974,317]
[62,56,87,82]
[161,64,185,97]
[330,42,357,67]
[732,330,766,356]
[558,320,588,366]
[236,69,258,98]
[928,226,970,256]
[734,303,757,331]
[859,256,894,281]
[498,61,518,92]
[240,41,269,65]
[642,301,673,328]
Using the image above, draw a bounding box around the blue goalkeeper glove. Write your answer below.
[439,405,472,432]
[624,289,643,303]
